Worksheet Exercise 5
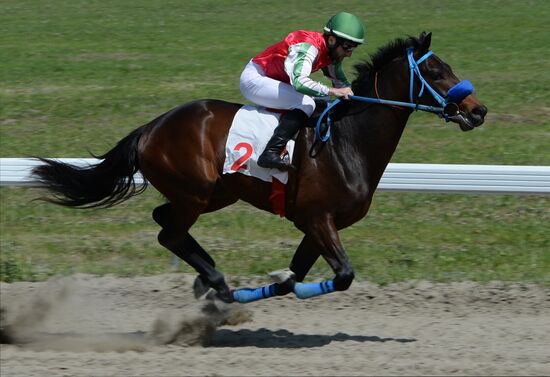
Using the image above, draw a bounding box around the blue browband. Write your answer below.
[315,49,474,142]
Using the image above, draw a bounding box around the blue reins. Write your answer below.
[315,49,474,142]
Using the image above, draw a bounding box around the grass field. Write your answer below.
[1,0,549,284]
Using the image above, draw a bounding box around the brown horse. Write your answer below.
[32,32,487,303]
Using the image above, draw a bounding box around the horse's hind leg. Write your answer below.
[152,202,233,302]
[153,203,216,266]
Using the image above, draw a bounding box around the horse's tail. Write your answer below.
[32,125,150,208]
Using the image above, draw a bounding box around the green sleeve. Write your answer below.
[333,61,351,87]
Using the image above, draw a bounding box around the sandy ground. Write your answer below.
[0,273,548,376]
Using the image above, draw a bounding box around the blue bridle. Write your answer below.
[315,48,474,142]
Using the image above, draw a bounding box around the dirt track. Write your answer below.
[1,273,548,376]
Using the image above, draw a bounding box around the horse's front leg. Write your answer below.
[291,213,354,299]
[232,215,354,302]
[269,234,321,295]
[231,235,320,303]
[289,235,321,283]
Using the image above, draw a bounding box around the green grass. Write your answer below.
[1,188,548,285]
[1,0,549,284]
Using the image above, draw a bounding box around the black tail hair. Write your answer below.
[32,125,149,208]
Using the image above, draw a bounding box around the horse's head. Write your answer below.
[353,32,488,131]
[412,32,487,131]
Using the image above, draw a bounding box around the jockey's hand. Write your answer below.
[329,87,354,100]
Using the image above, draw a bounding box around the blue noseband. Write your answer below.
[446,79,474,104]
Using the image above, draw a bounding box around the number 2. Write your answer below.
[230,142,253,172]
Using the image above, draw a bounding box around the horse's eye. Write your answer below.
[429,71,443,80]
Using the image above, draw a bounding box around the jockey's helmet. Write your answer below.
[323,12,365,44]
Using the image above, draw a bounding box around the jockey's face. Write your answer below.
[327,36,357,61]
[340,41,358,54]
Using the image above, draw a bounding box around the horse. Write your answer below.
[32,32,487,304]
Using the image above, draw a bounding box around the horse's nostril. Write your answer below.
[473,105,488,118]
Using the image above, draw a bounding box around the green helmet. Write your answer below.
[323,12,365,44]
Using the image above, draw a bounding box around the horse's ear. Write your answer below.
[419,31,432,52]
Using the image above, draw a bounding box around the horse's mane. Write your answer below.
[352,35,421,89]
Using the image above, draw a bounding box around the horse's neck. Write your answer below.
[331,103,411,185]
[337,67,412,182]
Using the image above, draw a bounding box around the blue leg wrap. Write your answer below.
[294,280,335,299]
[232,284,277,303]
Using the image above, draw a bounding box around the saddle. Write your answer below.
[223,98,332,175]
[223,105,293,184]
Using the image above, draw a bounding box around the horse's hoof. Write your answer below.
[215,290,235,304]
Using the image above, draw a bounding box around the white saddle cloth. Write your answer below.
[223,105,295,184]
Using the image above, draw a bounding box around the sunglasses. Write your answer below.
[341,42,359,52]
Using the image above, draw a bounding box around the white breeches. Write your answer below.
[239,60,316,116]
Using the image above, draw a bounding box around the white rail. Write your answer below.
[1,158,549,194]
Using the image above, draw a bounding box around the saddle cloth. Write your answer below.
[223,105,295,184]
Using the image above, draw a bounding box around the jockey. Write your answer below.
[239,12,365,170]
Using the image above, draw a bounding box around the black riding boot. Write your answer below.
[257,109,308,170]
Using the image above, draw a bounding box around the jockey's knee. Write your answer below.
[333,270,355,291]
[296,97,316,117]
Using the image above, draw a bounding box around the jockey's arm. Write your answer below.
[284,43,331,97]
[322,62,352,88]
